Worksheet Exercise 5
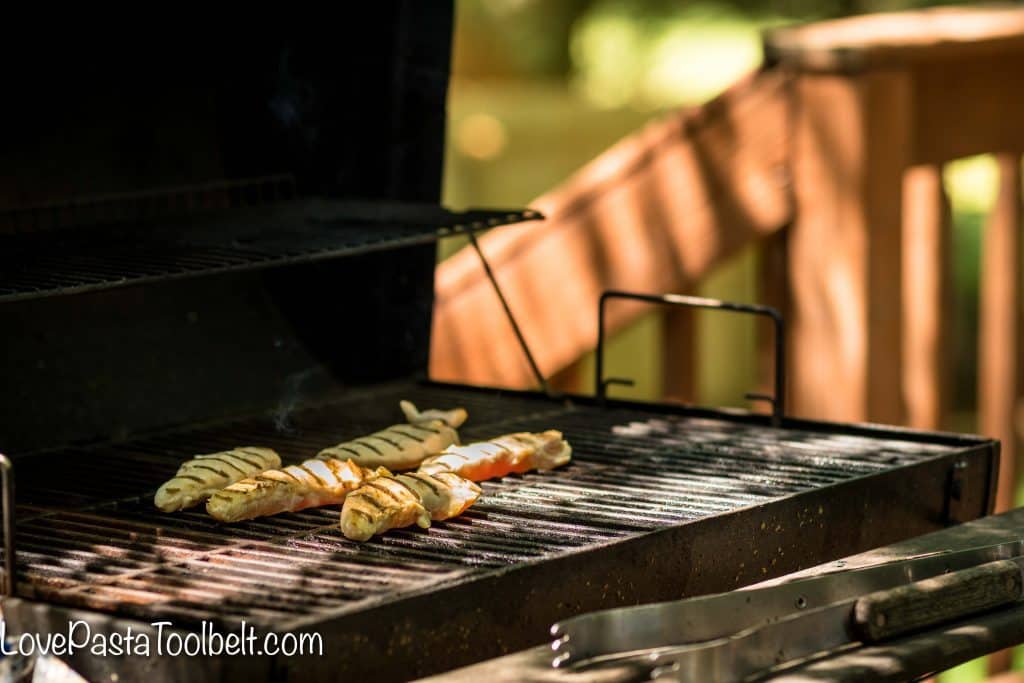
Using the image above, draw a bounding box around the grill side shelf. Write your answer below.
[0,200,543,304]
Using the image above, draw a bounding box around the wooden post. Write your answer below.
[979,153,1023,514]
[758,230,789,413]
[787,71,911,423]
[661,307,697,404]
[902,165,952,430]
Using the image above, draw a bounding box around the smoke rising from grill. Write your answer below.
[273,368,317,433]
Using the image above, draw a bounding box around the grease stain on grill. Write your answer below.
[3,382,966,629]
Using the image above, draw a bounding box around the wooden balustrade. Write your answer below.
[430,69,794,390]
[431,6,1024,513]
[767,7,1024,520]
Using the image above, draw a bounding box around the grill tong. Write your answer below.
[550,539,1024,681]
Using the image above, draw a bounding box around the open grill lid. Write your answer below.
[0,4,542,454]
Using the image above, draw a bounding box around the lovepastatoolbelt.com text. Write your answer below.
[0,621,323,657]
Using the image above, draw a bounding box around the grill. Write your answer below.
[0,10,999,683]
[2,382,996,680]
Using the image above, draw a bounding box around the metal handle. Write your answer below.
[0,453,15,597]
[595,290,786,427]
[467,230,553,397]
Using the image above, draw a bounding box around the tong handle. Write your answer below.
[853,559,1023,642]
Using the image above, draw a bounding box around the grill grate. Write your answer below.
[7,383,960,631]
[0,202,541,302]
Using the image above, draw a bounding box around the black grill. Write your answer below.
[0,13,1001,682]
[3,382,995,681]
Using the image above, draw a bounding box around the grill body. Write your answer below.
[1,383,996,681]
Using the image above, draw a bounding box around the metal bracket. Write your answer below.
[595,290,786,427]
[946,459,969,525]
[0,453,14,596]
[466,227,552,397]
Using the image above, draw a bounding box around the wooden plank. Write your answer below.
[787,70,910,423]
[912,54,1024,165]
[978,154,1023,514]
[902,164,951,430]
[764,7,1024,73]
[661,307,697,404]
[757,230,789,414]
[430,70,794,388]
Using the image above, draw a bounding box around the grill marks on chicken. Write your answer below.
[154,447,281,512]
[201,402,468,522]
[340,470,482,541]
[340,431,572,541]
[206,458,387,522]
[418,430,572,481]
[155,400,573,544]
[317,401,468,471]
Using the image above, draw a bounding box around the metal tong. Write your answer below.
[550,539,1024,681]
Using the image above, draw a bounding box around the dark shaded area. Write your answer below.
[0,8,451,206]
[0,4,457,452]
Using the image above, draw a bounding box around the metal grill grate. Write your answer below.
[0,202,541,302]
[6,383,963,631]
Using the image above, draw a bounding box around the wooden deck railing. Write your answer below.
[768,7,1024,519]
[431,5,1024,513]
[430,69,794,389]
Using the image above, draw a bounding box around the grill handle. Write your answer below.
[595,291,786,426]
[0,453,13,596]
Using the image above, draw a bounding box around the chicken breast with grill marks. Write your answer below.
[418,430,571,481]
[204,402,467,522]
[316,401,467,471]
[154,447,281,512]
[340,470,481,541]
[207,458,387,523]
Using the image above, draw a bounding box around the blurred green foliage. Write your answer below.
[453,0,995,83]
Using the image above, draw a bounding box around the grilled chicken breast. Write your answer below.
[205,403,467,522]
[154,447,281,512]
[316,401,468,471]
[206,458,386,523]
[418,430,572,481]
[340,470,481,541]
